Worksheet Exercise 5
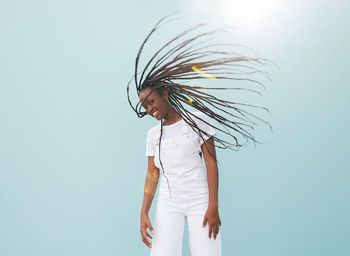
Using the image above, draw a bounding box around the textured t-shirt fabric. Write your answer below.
[145,111,216,157]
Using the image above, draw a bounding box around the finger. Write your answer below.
[141,231,152,248]
[208,224,213,239]
[141,227,153,245]
[146,231,153,239]
[142,236,152,248]
[141,229,153,241]
[213,225,219,240]
[202,217,207,228]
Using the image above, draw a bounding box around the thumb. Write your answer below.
[147,219,154,234]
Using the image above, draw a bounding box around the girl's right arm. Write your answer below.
[140,156,159,248]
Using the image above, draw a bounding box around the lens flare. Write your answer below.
[192,66,216,79]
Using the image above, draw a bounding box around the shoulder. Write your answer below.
[190,111,211,124]
[191,111,204,117]
[146,123,161,140]
[188,111,216,135]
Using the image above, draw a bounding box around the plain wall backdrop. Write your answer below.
[0,0,349,255]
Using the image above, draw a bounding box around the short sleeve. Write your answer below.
[145,128,157,156]
[192,112,216,145]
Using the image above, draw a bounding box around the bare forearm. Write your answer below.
[141,169,159,214]
[201,138,219,208]
[206,162,219,207]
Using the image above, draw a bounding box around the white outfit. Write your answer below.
[145,112,222,256]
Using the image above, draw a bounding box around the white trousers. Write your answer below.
[150,170,222,256]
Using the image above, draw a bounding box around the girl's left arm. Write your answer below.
[201,137,222,240]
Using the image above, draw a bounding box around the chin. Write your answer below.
[155,113,163,120]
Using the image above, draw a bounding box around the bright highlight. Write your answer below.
[192,66,216,79]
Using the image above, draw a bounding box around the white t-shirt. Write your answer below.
[145,111,216,157]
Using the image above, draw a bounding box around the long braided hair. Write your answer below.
[127,14,273,197]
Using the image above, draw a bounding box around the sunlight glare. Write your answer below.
[187,0,286,30]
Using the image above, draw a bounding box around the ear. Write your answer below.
[162,89,169,100]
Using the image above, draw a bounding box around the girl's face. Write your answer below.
[139,87,169,120]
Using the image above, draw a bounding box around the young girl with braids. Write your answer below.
[127,14,271,256]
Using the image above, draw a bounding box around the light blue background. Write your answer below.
[1,0,349,255]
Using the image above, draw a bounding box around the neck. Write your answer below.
[163,108,182,126]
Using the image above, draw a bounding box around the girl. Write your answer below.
[127,14,271,256]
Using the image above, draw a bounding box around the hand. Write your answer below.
[140,212,154,248]
[202,205,221,239]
